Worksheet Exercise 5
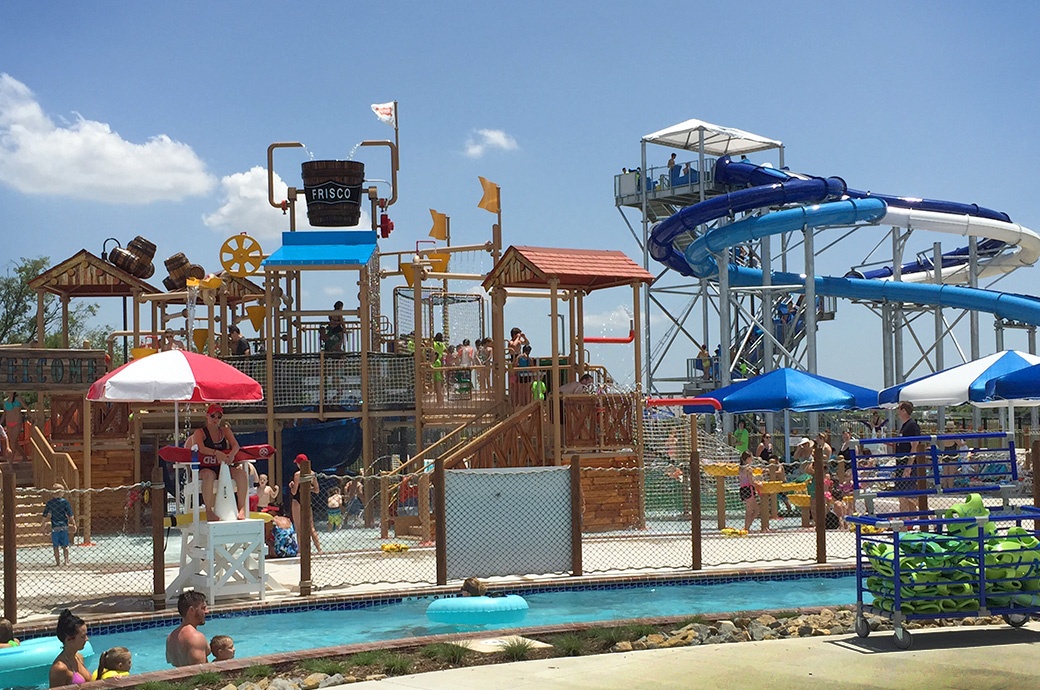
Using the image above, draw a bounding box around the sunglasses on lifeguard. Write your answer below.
[209,413,222,419]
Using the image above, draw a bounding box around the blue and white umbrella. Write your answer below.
[879,350,1040,408]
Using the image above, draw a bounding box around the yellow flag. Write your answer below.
[429,209,448,240]
[477,176,500,214]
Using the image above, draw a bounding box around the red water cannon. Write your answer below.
[379,212,394,238]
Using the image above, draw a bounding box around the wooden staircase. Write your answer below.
[1,464,53,549]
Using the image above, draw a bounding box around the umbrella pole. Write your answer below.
[784,409,792,464]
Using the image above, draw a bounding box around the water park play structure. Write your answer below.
[4,113,1040,653]
[616,120,1040,416]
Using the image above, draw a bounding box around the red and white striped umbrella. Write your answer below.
[87,350,263,403]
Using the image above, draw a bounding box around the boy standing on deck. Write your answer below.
[43,484,75,566]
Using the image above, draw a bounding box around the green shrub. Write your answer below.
[501,637,535,662]
[189,672,222,686]
[421,642,470,664]
[381,653,412,676]
[553,633,586,656]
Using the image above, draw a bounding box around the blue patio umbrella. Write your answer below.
[984,363,1040,402]
[683,368,879,461]
[879,350,1040,408]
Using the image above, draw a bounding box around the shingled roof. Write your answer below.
[482,246,655,292]
[28,250,160,298]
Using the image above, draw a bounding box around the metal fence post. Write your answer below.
[151,464,166,610]
[434,457,446,585]
[3,466,16,623]
[570,454,582,576]
[689,416,702,571]
[814,445,826,564]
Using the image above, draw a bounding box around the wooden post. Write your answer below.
[299,457,313,597]
[82,398,92,545]
[570,454,583,576]
[379,475,390,539]
[814,444,826,564]
[418,472,432,544]
[434,457,447,585]
[151,463,166,610]
[716,477,726,530]
[550,278,562,465]
[412,257,425,455]
[3,466,17,623]
[689,415,702,570]
[632,281,646,529]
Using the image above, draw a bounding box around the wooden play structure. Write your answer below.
[1,120,661,604]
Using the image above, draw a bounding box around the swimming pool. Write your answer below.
[21,573,863,686]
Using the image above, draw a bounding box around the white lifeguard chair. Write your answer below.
[165,458,281,605]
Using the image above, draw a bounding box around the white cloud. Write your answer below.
[203,166,372,242]
[464,128,518,159]
[0,73,215,203]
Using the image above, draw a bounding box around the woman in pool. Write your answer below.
[738,450,762,531]
[460,577,488,597]
[49,609,90,687]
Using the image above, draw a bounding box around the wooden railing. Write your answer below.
[440,401,548,470]
[394,401,508,476]
[28,424,80,493]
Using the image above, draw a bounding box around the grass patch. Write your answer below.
[584,624,652,645]
[553,633,587,656]
[138,682,191,690]
[300,658,349,675]
[381,653,412,676]
[348,650,388,667]
[500,638,535,662]
[421,642,470,664]
[241,664,274,680]
[189,672,223,686]
[773,610,802,619]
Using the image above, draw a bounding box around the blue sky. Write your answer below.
[2,3,1039,389]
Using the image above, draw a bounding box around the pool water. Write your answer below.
[72,575,858,683]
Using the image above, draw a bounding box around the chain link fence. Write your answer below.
[1,482,155,621]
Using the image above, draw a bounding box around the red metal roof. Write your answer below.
[483,246,655,292]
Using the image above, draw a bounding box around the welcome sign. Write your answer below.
[0,348,107,391]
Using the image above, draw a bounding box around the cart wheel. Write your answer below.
[893,627,912,650]
[1004,613,1030,628]
[855,616,870,638]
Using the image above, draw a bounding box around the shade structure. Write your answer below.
[983,363,1040,404]
[87,350,263,403]
[878,350,1040,409]
[682,368,879,414]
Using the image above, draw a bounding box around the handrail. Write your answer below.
[392,400,508,476]
[29,424,79,491]
[440,401,545,470]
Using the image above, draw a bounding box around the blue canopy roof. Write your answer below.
[983,362,1040,403]
[683,368,879,414]
[262,230,378,269]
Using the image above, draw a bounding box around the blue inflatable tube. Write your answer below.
[0,638,95,689]
[426,595,529,626]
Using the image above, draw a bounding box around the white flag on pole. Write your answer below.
[371,102,396,127]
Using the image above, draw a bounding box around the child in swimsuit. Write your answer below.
[93,647,132,679]
[327,485,343,530]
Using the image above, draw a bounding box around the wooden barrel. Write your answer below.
[162,276,179,291]
[109,246,154,279]
[186,264,205,281]
[164,253,191,289]
[127,236,157,261]
[301,160,365,227]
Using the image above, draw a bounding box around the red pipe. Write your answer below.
[645,397,722,410]
[586,320,635,344]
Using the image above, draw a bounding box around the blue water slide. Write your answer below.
[715,157,1012,280]
[666,198,1040,326]
[647,175,847,277]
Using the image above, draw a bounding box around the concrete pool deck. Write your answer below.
[340,621,1040,689]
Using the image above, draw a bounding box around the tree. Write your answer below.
[0,257,106,346]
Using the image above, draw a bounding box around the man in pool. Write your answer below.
[166,591,209,667]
